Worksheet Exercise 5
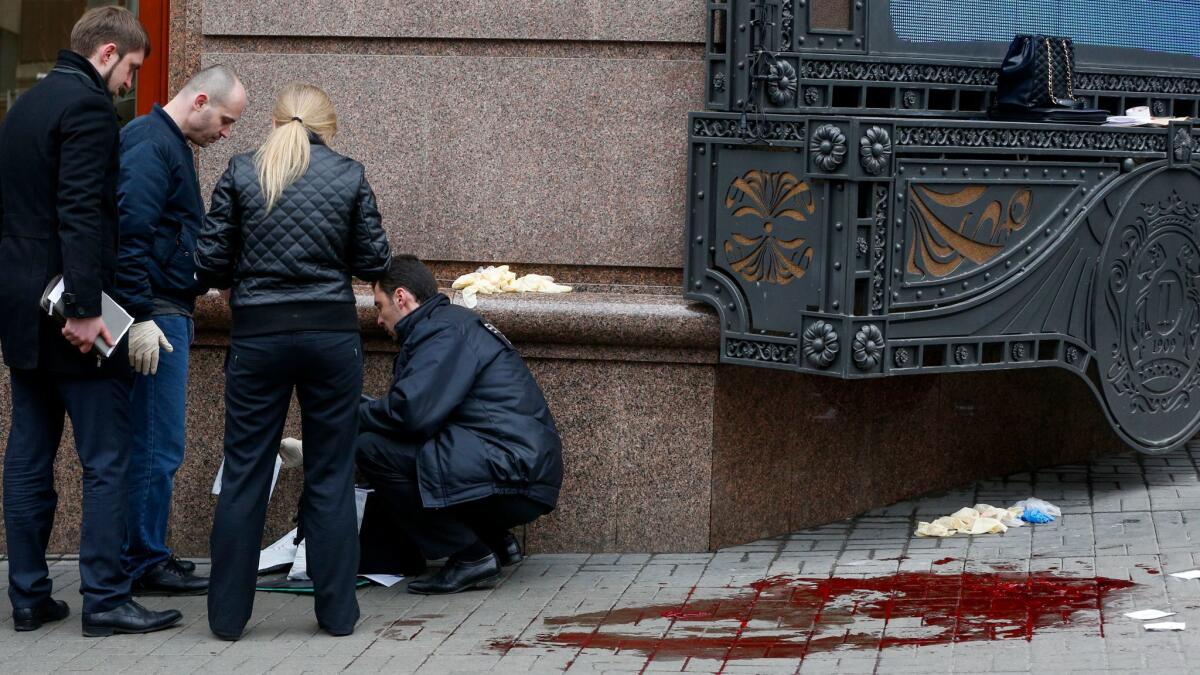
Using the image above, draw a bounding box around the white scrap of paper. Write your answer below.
[258,527,299,573]
[1144,622,1186,631]
[1169,570,1200,580]
[360,574,405,588]
[211,456,283,500]
[1124,609,1176,621]
[288,539,310,581]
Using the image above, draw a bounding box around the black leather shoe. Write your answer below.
[406,554,501,595]
[494,533,524,567]
[133,558,209,596]
[82,601,182,637]
[13,599,69,632]
[170,556,197,574]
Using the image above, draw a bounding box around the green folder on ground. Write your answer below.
[255,577,371,594]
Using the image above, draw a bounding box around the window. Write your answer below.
[0,0,167,125]
[891,0,1200,58]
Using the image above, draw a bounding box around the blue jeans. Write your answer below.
[5,369,133,613]
[122,314,192,580]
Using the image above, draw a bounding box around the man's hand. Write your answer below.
[63,317,113,355]
[128,320,174,375]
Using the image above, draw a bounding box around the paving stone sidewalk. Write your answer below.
[4,444,1200,674]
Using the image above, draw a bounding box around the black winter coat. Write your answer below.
[0,50,129,375]
[359,294,564,510]
[195,135,391,336]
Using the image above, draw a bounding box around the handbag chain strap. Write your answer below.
[1046,37,1076,105]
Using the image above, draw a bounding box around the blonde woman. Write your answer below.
[196,84,390,639]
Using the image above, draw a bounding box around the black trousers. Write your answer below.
[3,368,133,614]
[355,431,549,560]
[209,332,362,636]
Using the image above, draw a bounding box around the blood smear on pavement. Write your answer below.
[493,571,1136,668]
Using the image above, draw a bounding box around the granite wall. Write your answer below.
[174,0,707,279]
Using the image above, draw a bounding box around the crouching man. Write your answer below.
[358,255,563,594]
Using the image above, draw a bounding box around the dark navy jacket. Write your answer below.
[115,104,207,320]
[359,294,564,510]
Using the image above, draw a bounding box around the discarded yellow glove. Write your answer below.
[452,265,572,308]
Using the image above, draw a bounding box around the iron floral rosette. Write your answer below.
[851,324,884,371]
[810,124,847,172]
[859,126,892,176]
[803,320,840,368]
[767,59,798,105]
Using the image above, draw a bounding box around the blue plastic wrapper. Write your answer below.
[1021,508,1054,524]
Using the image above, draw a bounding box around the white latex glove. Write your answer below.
[279,437,304,469]
[128,320,174,376]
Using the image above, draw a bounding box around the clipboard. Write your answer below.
[39,275,134,358]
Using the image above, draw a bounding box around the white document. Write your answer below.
[258,527,299,573]
[288,539,310,581]
[360,574,404,588]
[1144,622,1186,631]
[1169,569,1200,580]
[1124,609,1176,621]
[211,456,283,500]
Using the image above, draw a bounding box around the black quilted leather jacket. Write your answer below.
[196,136,391,336]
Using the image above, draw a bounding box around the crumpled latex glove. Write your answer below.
[128,320,173,376]
[916,520,953,537]
[452,265,572,309]
[279,437,304,468]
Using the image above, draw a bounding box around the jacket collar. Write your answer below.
[54,50,107,95]
[392,293,449,343]
[307,130,326,146]
[151,103,190,148]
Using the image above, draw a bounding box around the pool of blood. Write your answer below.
[493,571,1136,666]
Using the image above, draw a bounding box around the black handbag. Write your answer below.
[989,34,1108,123]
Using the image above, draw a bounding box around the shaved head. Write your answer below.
[165,64,247,147]
[180,65,242,105]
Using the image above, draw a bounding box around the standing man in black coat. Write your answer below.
[0,7,182,636]
[356,255,564,594]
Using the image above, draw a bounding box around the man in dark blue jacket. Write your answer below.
[0,7,182,636]
[115,65,246,596]
[356,255,564,594]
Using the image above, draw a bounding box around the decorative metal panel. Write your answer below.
[688,1,1200,454]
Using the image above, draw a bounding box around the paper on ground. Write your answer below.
[360,574,404,588]
[1124,609,1176,620]
[287,539,310,580]
[259,527,299,573]
[212,455,283,500]
[1169,569,1200,580]
[1144,622,1186,631]
[262,488,373,578]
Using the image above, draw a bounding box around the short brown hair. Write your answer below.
[377,255,439,303]
[70,6,151,59]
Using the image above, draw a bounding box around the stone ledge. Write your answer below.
[193,287,720,352]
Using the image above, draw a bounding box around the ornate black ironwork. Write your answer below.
[860,127,892,176]
[766,60,798,106]
[685,1,1200,455]
[802,59,996,87]
[870,184,888,312]
[895,126,1167,153]
[727,338,797,364]
[803,321,839,368]
[810,124,847,171]
[852,325,884,371]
